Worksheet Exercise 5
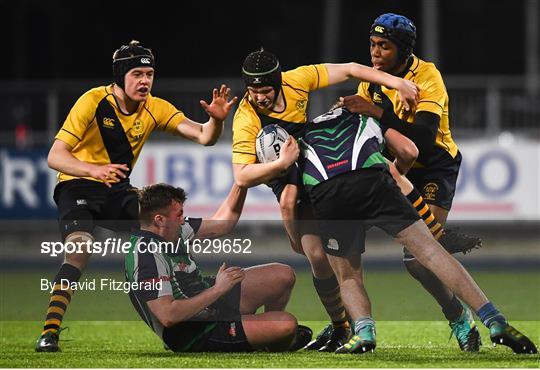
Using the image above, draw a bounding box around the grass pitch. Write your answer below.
[1,270,539,367]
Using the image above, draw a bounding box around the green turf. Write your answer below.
[2,270,539,321]
[1,320,539,368]
[1,270,539,367]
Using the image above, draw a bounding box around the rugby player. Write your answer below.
[341,13,482,351]
[300,107,537,355]
[36,40,237,352]
[232,49,419,351]
[125,183,311,352]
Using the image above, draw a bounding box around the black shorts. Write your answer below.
[407,151,462,210]
[309,169,420,257]
[190,284,252,352]
[266,163,310,206]
[212,282,242,321]
[53,178,139,240]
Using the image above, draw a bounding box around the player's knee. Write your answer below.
[277,264,296,291]
[267,263,296,294]
[303,240,328,265]
[275,313,297,338]
[63,231,94,271]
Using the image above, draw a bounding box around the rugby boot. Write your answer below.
[439,228,482,255]
[319,324,352,352]
[449,306,481,352]
[490,321,538,354]
[304,323,332,350]
[335,323,376,354]
[289,325,313,351]
[35,331,60,352]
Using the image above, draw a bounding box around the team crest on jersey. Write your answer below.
[296,99,307,111]
[132,119,144,139]
[373,92,383,104]
[423,182,439,201]
[102,117,115,128]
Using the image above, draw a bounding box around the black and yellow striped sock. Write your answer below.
[406,188,444,240]
[312,274,349,328]
[41,263,80,336]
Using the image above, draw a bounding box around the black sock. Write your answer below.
[406,188,444,240]
[442,295,465,322]
[41,263,81,335]
[312,274,348,325]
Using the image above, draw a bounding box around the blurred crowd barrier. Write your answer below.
[0,140,538,222]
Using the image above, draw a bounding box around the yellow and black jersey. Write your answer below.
[55,85,185,183]
[232,64,329,165]
[357,55,458,167]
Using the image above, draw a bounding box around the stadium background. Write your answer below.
[0,0,539,365]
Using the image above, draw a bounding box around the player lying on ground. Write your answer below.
[341,12,483,351]
[125,183,312,352]
[232,48,419,351]
[36,40,238,352]
[299,107,537,355]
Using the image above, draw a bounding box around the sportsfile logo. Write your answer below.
[140,57,151,64]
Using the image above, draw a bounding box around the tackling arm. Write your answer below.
[325,63,419,110]
[233,136,299,188]
[380,110,440,155]
[195,184,248,239]
[384,128,419,175]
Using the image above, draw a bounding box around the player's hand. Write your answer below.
[340,95,383,118]
[200,84,238,122]
[89,163,129,188]
[214,262,245,295]
[395,79,419,112]
[278,137,299,169]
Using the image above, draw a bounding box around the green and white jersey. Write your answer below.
[124,218,216,352]
[300,108,388,189]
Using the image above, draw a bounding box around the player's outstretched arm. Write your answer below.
[341,95,439,155]
[176,84,238,146]
[325,63,419,111]
[195,185,248,239]
[146,263,244,327]
[233,137,299,188]
[384,128,418,175]
[48,139,129,188]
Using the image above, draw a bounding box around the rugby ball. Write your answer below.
[255,124,289,163]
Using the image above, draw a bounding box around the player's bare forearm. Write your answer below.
[326,63,397,87]
[200,117,224,146]
[233,162,288,188]
[197,185,248,238]
[48,139,128,186]
[176,117,224,146]
[384,128,418,175]
[47,139,95,177]
[148,287,224,328]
